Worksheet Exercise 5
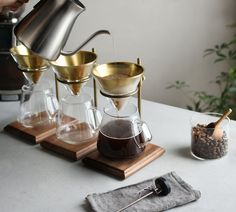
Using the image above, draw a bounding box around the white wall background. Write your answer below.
[24,0,236,109]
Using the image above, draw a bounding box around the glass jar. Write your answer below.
[190,112,230,160]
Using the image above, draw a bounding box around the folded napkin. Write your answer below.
[86,172,201,212]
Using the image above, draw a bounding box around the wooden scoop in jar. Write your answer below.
[206,108,232,140]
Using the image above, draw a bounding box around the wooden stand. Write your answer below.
[4,113,56,144]
[82,143,165,179]
[40,134,97,160]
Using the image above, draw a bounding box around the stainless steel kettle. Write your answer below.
[14,0,110,61]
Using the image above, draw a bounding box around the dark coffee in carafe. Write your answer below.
[97,119,145,159]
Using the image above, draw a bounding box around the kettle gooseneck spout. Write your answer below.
[61,30,111,56]
[13,0,110,60]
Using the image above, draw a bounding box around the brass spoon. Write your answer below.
[206,108,232,140]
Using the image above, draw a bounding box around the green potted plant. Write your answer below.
[167,34,236,119]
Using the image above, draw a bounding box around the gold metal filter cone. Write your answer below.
[59,78,89,96]
[92,62,144,110]
[92,62,144,96]
[22,70,44,84]
[50,51,97,95]
[67,84,84,96]
[10,45,48,71]
[10,45,48,84]
[111,97,129,111]
[50,51,97,82]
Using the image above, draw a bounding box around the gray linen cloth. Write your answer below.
[86,171,201,212]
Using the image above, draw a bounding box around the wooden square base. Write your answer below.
[4,120,56,144]
[40,134,97,161]
[82,143,165,179]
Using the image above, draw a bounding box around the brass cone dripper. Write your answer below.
[92,62,144,110]
[67,83,84,96]
[22,71,44,84]
[10,44,48,84]
[50,51,97,95]
[110,97,129,111]
[62,80,89,96]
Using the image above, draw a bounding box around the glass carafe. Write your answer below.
[97,102,152,159]
[56,92,101,145]
[18,82,58,128]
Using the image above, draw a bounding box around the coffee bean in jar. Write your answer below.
[190,113,230,160]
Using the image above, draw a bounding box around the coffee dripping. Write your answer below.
[92,60,152,159]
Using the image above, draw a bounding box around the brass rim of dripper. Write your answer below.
[100,88,138,98]
[92,61,144,96]
[10,44,48,71]
[50,51,97,83]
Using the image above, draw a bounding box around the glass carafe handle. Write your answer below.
[87,107,102,131]
[134,120,152,149]
[44,89,59,121]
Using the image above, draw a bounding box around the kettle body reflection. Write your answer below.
[14,0,110,60]
[97,103,152,159]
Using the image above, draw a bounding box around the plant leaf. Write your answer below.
[214,58,225,63]
[216,51,226,58]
